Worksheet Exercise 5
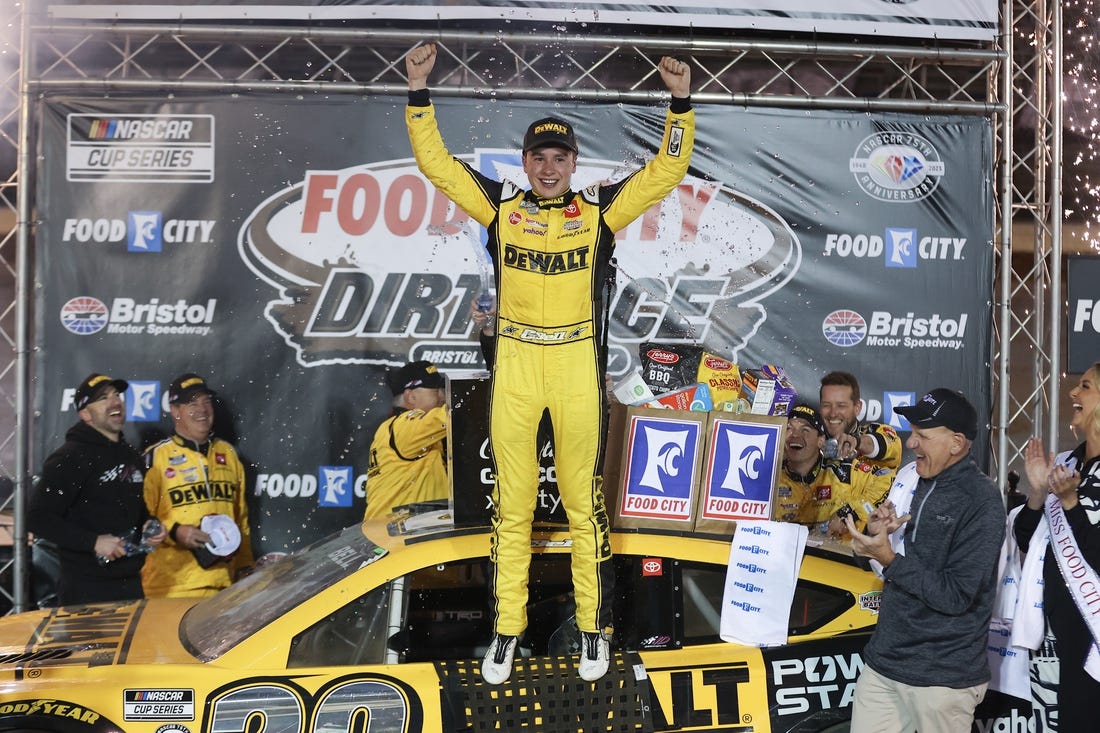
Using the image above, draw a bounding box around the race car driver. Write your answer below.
[775,404,894,535]
[404,42,694,684]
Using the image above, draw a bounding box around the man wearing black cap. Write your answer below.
[405,42,693,685]
[141,373,253,598]
[843,388,1004,733]
[774,403,892,531]
[29,373,166,604]
[364,360,449,519]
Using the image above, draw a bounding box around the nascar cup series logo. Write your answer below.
[849,131,945,202]
[238,139,800,372]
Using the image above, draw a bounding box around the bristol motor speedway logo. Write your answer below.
[619,415,702,521]
[59,296,217,337]
[821,309,968,350]
[237,150,801,373]
[700,418,782,521]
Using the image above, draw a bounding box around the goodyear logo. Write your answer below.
[0,700,102,724]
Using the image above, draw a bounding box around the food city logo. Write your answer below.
[820,309,968,350]
[823,229,965,268]
[254,467,367,507]
[237,146,800,374]
[66,113,215,183]
[63,214,216,252]
[619,414,702,521]
[59,296,217,337]
[700,418,781,521]
[57,379,163,421]
[883,391,916,431]
[60,379,165,422]
[849,131,945,202]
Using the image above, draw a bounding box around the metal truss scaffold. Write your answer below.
[0,1,1058,611]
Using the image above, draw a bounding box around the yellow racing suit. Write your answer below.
[407,94,694,636]
[775,455,894,533]
[853,420,902,472]
[365,405,449,519]
[142,434,253,597]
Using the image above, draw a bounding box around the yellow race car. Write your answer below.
[0,515,1022,732]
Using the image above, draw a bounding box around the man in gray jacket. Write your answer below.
[843,388,1005,733]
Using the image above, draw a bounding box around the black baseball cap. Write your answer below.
[523,117,578,154]
[75,373,128,411]
[788,403,826,435]
[387,361,446,396]
[895,388,978,439]
[168,373,217,404]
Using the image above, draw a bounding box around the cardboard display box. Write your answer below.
[602,404,708,532]
[694,413,786,536]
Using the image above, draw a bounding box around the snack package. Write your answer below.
[639,343,703,395]
[611,371,657,405]
[696,352,742,407]
[645,383,713,411]
[739,365,797,416]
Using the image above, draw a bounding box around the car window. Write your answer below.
[181,525,387,661]
[289,582,392,668]
[283,550,855,667]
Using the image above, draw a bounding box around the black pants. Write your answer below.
[58,568,143,605]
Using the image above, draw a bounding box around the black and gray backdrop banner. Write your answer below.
[35,95,993,555]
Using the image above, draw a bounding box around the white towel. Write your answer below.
[869,462,919,578]
[993,505,1025,622]
[987,619,1031,699]
[720,520,808,647]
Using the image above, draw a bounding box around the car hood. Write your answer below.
[0,599,200,670]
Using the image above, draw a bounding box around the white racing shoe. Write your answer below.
[481,634,518,685]
[578,630,610,682]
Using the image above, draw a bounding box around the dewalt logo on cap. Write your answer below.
[534,122,570,136]
[523,117,578,153]
[180,377,204,390]
[87,375,110,389]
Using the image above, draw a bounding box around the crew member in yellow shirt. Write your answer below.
[365,360,449,520]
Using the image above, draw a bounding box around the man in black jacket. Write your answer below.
[843,388,1004,733]
[29,373,166,604]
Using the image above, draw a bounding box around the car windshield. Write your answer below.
[180,524,387,661]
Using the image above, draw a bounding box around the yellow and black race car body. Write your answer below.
[0,516,1030,733]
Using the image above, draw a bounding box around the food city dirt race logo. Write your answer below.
[238,150,801,376]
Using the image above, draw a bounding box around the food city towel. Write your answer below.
[720,520,808,647]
